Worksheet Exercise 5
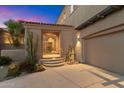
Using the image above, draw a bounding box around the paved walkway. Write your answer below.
[0,64,124,88]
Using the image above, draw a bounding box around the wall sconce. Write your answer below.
[76,32,81,48]
[77,33,80,41]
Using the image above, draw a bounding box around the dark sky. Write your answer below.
[0,5,64,27]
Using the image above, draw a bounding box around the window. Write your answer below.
[70,5,74,14]
[3,33,13,44]
[3,33,24,45]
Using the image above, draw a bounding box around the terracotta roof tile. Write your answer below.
[19,20,73,27]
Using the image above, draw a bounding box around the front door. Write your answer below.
[42,32,60,58]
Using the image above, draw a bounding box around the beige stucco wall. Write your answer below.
[80,9,124,38]
[60,30,75,57]
[80,8,124,75]
[57,5,108,27]
[1,49,26,62]
[26,28,42,60]
[57,5,124,74]
[24,24,75,59]
[57,5,109,62]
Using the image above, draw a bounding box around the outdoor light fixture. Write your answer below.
[77,32,80,41]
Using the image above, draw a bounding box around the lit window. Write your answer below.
[3,33,24,44]
[3,33,13,44]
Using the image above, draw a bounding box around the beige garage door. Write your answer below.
[85,31,124,75]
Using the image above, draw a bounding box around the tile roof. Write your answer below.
[19,20,73,27]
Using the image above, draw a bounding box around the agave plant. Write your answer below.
[4,19,24,47]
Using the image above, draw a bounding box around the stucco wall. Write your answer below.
[79,8,124,75]
[60,30,75,57]
[57,5,108,27]
[25,24,75,59]
[57,5,109,62]
[80,9,124,38]
[1,49,26,62]
[78,8,124,61]
[26,28,42,60]
[58,5,124,74]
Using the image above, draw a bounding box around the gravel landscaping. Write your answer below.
[0,66,8,81]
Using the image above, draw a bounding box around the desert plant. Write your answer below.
[35,64,45,72]
[26,31,38,72]
[0,56,12,66]
[4,19,24,47]
[19,61,45,73]
[65,45,72,62]
[19,61,34,73]
[65,45,75,64]
[7,63,20,77]
[19,61,29,72]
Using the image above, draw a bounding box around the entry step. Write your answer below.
[40,57,65,67]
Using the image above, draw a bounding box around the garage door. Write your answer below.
[85,31,124,75]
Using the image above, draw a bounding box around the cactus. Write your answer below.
[26,31,38,67]
[65,45,75,64]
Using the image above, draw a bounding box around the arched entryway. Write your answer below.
[42,32,60,58]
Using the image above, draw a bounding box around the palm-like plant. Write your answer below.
[4,19,24,47]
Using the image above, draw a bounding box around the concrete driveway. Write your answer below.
[0,64,124,88]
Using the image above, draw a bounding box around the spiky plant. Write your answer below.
[26,31,38,71]
[65,45,75,64]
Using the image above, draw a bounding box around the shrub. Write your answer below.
[19,61,35,73]
[7,63,20,77]
[19,61,45,73]
[0,56,12,66]
[35,64,45,72]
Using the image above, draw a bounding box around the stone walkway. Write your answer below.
[0,64,124,88]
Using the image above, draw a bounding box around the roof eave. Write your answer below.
[75,5,124,31]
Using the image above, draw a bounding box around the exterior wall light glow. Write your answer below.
[77,33,80,41]
[75,32,82,62]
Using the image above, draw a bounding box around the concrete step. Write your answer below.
[43,60,65,64]
[43,62,65,67]
[40,57,65,67]
[41,57,65,62]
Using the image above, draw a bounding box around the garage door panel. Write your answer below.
[86,31,124,75]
